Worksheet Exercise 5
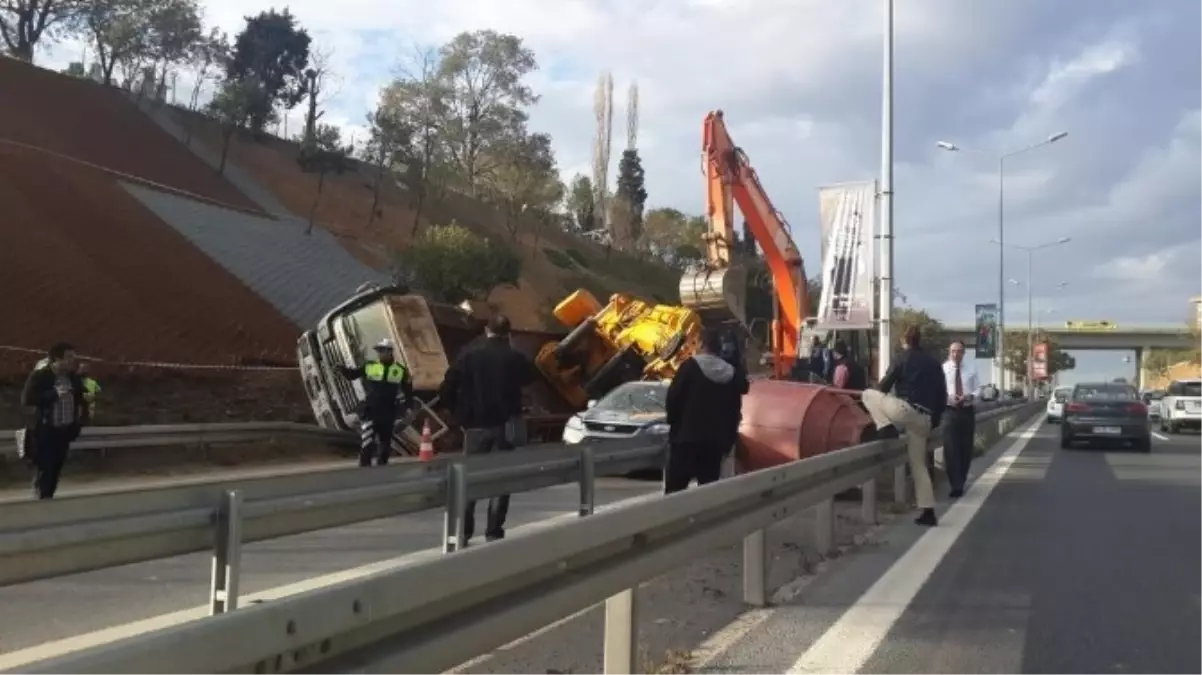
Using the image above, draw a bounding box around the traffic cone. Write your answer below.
[418,420,435,462]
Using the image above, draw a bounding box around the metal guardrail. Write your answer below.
[3,422,358,459]
[9,402,1039,674]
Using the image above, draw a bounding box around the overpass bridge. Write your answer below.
[945,323,1195,388]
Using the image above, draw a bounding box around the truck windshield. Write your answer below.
[343,302,396,364]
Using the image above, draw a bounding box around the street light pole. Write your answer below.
[877,0,895,380]
[935,131,1068,391]
[998,238,1071,397]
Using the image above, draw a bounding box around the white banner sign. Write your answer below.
[815,180,878,331]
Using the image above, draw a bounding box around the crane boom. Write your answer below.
[680,110,809,378]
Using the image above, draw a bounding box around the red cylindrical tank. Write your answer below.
[736,378,874,473]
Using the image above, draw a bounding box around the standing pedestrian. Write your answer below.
[439,315,535,543]
[22,343,88,499]
[664,327,749,494]
[338,339,414,467]
[942,340,979,498]
[830,338,868,391]
[808,335,834,383]
[77,361,101,422]
[861,326,947,526]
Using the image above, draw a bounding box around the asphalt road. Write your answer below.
[0,472,660,656]
[705,420,1200,674]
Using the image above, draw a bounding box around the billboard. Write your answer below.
[815,180,877,331]
[1032,342,1049,380]
[974,303,999,359]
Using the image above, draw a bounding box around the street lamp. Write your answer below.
[996,237,1071,396]
[936,131,1069,390]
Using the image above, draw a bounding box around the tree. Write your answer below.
[184,28,228,143]
[143,0,201,92]
[226,8,311,135]
[642,207,706,266]
[396,223,522,305]
[296,123,354,234]
[0,0,80,62]
[565,174,596,232]
[487,131,563,240]
[206,76,259,175]
[362,104,411,229]
[1002,329,1075,385]
[436,30,538,192]
[299,41,339,144]
[79,0,147,86]
[892,307,951,361]
[614,149,647,245]
[378,46,449,237]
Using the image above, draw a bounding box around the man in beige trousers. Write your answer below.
[861,326,948,527]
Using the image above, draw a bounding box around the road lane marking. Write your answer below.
[786,415,1044,675]
[1152,432,1171,441]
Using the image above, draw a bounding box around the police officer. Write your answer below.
[338,339,414,467]
[77,362,101,422]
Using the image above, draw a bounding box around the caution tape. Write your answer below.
[0,345,296,372]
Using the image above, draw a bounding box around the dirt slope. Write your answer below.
[0,58,259,212]
[0,143,300,372]
[165,106,683,330]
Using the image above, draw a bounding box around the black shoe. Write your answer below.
[914,508,938,527]
[876,425,901,440]
[485,531,505,542]
[949,488,964,499]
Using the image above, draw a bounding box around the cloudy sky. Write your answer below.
[38,0,1200,384]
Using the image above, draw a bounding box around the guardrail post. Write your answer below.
[861,477,877,525]
[742,529,767,606]
[813,497,834,556]
[603,588,638,674]
[209,489,243,615]
[579,445,596,517]
[893,464,909,507]
[443,463,467,553]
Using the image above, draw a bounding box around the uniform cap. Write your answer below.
[374,339,395,351]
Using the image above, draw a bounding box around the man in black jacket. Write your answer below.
[861,326,948,526]
[22,342,88,499]
[664,327,750,494]
[439,315,535,542]
[338,339,415,467]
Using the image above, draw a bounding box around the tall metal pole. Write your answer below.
[1026,250,1034,398]
[877,0,895,380]
[997,157,1006,391]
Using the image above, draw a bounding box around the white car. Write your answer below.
[1158,378,1201,434]
[1045,386,1072,423]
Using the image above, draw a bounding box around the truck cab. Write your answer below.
[297,284,451,454]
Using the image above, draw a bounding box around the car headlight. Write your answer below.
[562,416,585,444]
[643,423,670,435]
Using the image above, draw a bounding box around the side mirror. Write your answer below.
[586,400,597,409]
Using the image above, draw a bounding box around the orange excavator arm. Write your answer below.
[701,110,809,377]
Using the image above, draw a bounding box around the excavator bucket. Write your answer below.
[736,379,874,473]
[679,264,748,328]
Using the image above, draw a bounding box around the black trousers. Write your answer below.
[359,415,396,467]
[942,406,976,492]
[664,441,727,494]
[463,421,517,541]
[32,426,74,500]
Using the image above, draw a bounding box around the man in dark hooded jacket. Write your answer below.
[664,327,750,493]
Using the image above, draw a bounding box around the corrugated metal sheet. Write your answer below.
[123,182,391,329]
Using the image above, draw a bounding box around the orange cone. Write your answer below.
[418,420,435,462]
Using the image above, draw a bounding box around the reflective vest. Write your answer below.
[83,377,101,416]
[364,361,407,384]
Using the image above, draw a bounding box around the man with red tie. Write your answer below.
[941,340,980,498]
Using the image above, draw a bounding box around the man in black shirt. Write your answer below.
[861,326,948,526]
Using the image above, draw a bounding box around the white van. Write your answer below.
[1158,378,1201,433]
[1045,386,1073,423]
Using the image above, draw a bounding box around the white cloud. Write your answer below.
[30,0,1201,332]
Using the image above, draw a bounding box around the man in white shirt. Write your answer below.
[942,340,980,498]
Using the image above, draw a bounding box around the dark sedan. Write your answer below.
[1060,382,1151,452]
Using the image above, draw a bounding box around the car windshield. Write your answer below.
[1142,391,1165,403]
[593,383,668,415]
[1053,389,1070,402]
[1180,382,1202,397]
[1073,385,1137,402]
